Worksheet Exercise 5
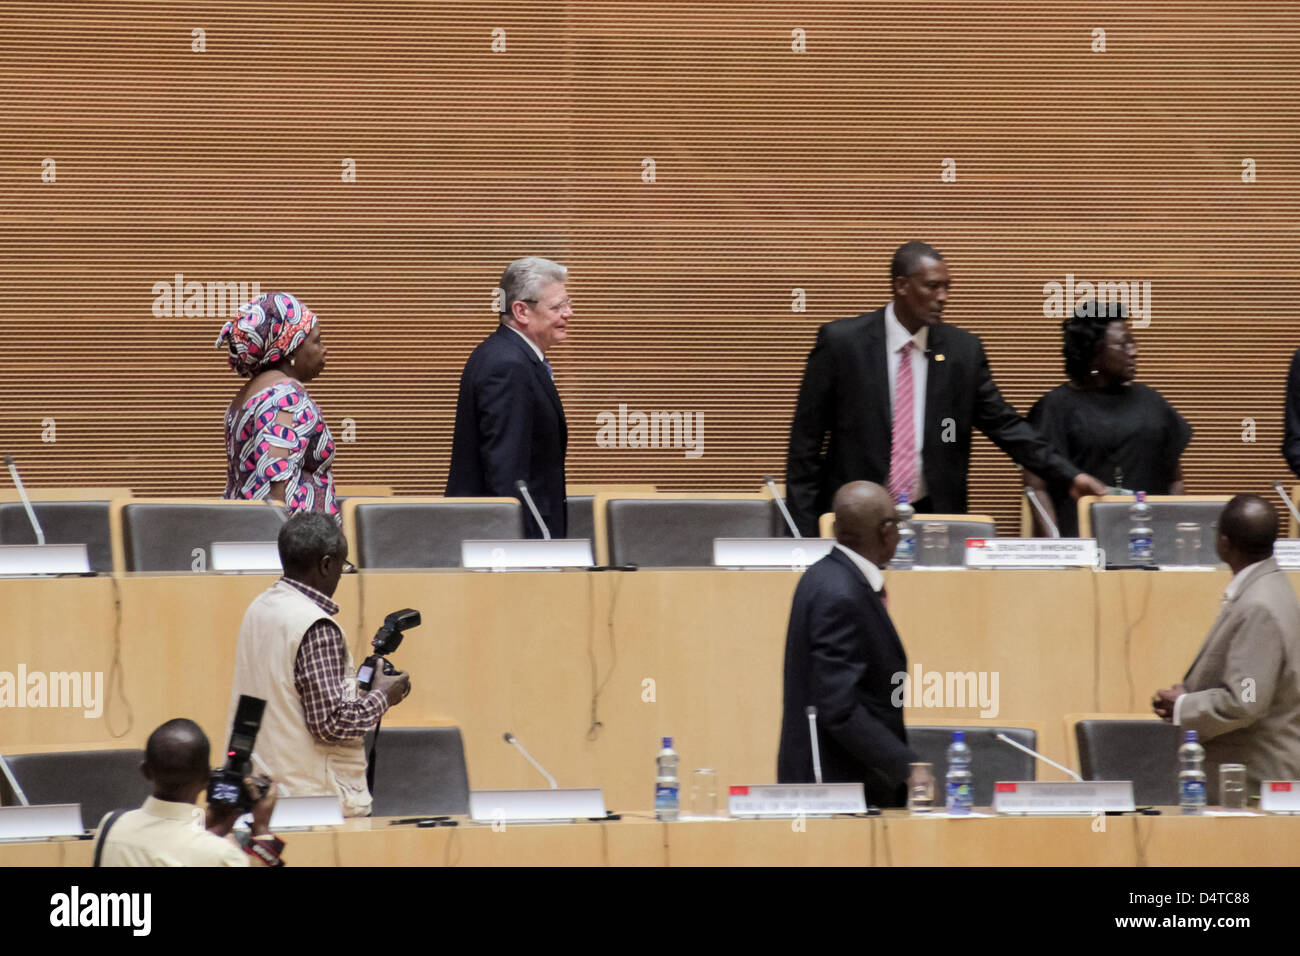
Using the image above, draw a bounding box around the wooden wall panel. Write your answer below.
[1,2,1297,531]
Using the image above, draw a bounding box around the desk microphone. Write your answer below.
[1025,488,1060,539]
[995,733,1082,782]
[764,474,802,539]
[1272,481,1300,531]
[0,752,31,806]
[805,706,823,784]
[514,481,551,540]
[503,732,558,789]
[4,455,45,546]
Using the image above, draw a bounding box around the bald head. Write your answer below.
[144,718,211,797]
[833,481,899,566]
[1218,494,1277,566]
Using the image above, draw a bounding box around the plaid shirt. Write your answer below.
[283,578,389,743]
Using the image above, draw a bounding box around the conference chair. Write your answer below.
[1078,495,1230,568]
[344,497,523,569]
[0,488,132,574]
[1067,714,1180,806]
[597,492,785,567]
[0,747,148,830]
[908,724,1039,806]
[566,484,657,551]
[816,512,996,565]
[111,498,286,573]
[366,726,471,817]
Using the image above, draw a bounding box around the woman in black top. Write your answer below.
[1024,302,1191,536]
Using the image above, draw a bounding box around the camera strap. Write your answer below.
[366,716,382,794]
[92,809,128,867]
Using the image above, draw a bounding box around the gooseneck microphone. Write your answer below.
[503,732,558,789]
[764,474,802,539]
[0,752,31,806]
[513,480,551,540]
[996,733,1082,782]
[1272,481,1300,531]
[4,455,45,546]
[1025,487,1061,539]
[805,706,823,784]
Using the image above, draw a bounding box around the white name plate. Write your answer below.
[0,544,91,576]
[461,539,594,570]
[1260,781,1300,813]
[712,537,835,569]
[263,794,344,830]
[1272,541,1300,569]
[210,540,282,572]
[727,783,867,817]
[468,788,606,823]
[994,780,1135,814]
[965,538,1099,568]
[0,803,84,841]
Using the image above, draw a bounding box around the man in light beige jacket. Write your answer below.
[1154,494,1300,797]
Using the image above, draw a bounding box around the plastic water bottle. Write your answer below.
[655,736,680,821]
[892,494,916,568]
[1128,491,1154,565]
[945,730,973,814]
[1179,730,1206,815]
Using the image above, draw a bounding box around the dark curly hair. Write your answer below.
[1062,300,1127,385]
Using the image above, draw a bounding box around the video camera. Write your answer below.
[207,694,270,811]
[357,608,421,692]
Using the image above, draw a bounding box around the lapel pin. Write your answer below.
[935,353,945,362]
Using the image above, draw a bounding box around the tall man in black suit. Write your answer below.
[784,241,1108,536]
[777,480,916,806]
[447,257,571,538]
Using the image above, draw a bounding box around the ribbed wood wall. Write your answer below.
[2,2,1298,532]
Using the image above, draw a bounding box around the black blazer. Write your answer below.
[1283,347,1300,479]
[776,547,917,807]
[784,307,1082,536]
[446,325,567,538]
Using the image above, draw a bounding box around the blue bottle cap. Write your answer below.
[898,493,909,504]
[662,736,672,748]
[952,730,965,742]
[1184,730,1198,742]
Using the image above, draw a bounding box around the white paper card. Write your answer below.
[210,540,282,572]
[727,783,867,817]
[468,788,606,823]
[0,544,91,576]
[964,538,1098,568]
[0,803,84,840]
[712,537,835,569]
[1259,781,1300,812]
[993,780,1134,814]
[1271,541,1300,569]
[461,539,594,570]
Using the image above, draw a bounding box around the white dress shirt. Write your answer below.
[834,543,885,594]
[884,302,929,502]
[1172,559,1268,725]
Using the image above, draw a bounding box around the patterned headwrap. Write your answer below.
[215,291,317,378]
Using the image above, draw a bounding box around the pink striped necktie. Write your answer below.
[888,341,918,502]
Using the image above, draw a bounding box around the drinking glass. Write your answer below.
[1175,522,1202,567]
[1218,763,1247,810]
[689,769,718,818]
[908,762,935,812]
[920,523,949,566]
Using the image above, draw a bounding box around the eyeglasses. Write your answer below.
[334,557,356,574]
[522,297,573,312]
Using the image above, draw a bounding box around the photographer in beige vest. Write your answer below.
[226,514,410,816]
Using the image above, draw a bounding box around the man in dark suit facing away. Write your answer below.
[447,257,571,538]
[784,241,1108,536]
[777,480,918,807]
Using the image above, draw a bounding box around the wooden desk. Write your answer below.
[0,568,1262,812]
[6,811,1298,867]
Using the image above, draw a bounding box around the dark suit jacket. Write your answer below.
[1282,347,1300,479]
[784,307,1082,536]
[777,547,917,807]
[447,325,567,538]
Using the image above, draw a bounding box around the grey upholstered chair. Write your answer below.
[1074,718,1180,806]
[350,500,523,569]
[0,748,148,830]
[0,501,115,572]
[117,501,285,572]
[1085,497,1228,568]
[605,498,784,567]
[907,725,1037,806]
[366,726,471,817]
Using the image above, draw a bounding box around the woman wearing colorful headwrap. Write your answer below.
[215,291,340,521]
